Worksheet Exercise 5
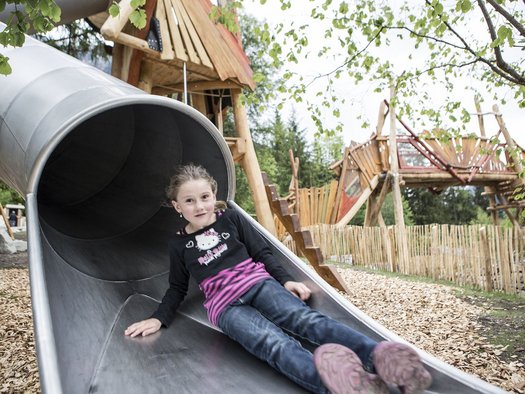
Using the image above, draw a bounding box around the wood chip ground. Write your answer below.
[1,265,524,393]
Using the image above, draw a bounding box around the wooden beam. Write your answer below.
[191,92,207,116]
[163,0,189,61]
[366,174,391,226]
[111,32,162,58]
[231,89,276,235]
[474,97,486,137]
[171,0,200,64]
[169,80,243,91]
[155,0,175,60]
[127,0,158,86]
[175,0,213,67]
[331,147,349,223]
[376,100,387,136]
[101,0,134,40]
[494,104,524,174]
[225,137,247,163]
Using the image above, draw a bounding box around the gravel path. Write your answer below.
[1,262,524,393]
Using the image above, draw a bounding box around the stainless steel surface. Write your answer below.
[0,22,509,394]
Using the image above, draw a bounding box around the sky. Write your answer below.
[240,0,525,148]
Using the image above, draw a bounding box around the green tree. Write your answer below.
[403,186,480,225]
[302,134,342,188]
[33,19,110,68]
[238,11,280,122]
[0,180,23,205]
[349,194,414,226]
[247,0,525,135]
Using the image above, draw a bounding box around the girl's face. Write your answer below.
[172,179,217,232]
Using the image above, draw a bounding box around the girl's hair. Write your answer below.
[166,164,227,210]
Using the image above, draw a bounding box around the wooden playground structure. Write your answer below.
[264,96,525,294]
[82,1,524,292]
[279,98,525,230]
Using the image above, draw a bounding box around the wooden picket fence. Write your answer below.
[282,224,525,295]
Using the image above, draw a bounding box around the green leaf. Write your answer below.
[130,0,146,8]
[0,0,5,13]
[0,55,12,76]
[129,8,147,29]
[108,3,120,18]
[461,0,471,13]
[49,4,61,23]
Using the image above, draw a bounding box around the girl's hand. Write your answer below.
[124,318,162,337]
[284,281,312,301]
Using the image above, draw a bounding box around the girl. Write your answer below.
[125,164,431,394]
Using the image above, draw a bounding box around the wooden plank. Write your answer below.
[163,0,189,61]
[127,0,158,86]
[156,0,175,60]
[176,0,213,68]
[331,148,349,223]
[325,180,339,224]
[171,0,200,64]
[181,0,255,89]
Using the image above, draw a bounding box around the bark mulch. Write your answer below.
[1,254,524,393]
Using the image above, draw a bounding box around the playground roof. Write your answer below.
[89,0,255,94]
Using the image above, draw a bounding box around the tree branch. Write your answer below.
[422,0,524,85]
[477,0,525,84]
[386,24,523,84]
[486,0,525,37]
[305,26,385,87]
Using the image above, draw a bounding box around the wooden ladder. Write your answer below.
[262,173,349,293]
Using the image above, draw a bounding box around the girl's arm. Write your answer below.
[124,242,190,338]
[150,244,190,327]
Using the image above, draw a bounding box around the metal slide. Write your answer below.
[0,15,508,394]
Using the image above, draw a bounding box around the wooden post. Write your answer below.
[192,93,208,117]
[231,89,276,235]
[474,96,486,137]
[388,86,408,270]
[479,227,493,292]
[474,99,501,225]
[494,104,523,174]
[289,149,300,219]
[376,100,387,136]
[0,203,14,240]
[365,174,391,227]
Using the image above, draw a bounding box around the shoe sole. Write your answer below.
[373,342,432,394]
[314,343,388,394]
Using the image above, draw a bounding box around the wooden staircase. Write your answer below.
[262,173,350,293]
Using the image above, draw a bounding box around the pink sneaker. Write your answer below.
[372,342,432,394]
[314,343,388,394]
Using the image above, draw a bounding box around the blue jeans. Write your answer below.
[217,278,378,393]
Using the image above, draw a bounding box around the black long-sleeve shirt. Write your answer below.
[151,209,293,327]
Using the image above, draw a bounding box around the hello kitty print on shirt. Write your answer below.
[190,228,230,266]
